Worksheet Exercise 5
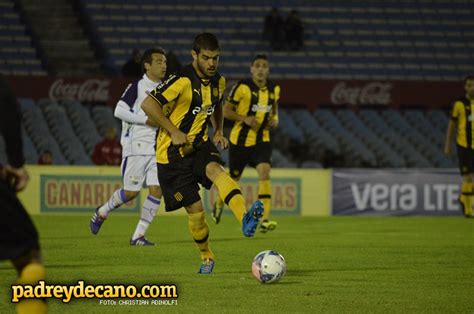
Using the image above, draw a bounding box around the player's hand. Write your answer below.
[4,165,29,192]
[171,130,190,146]
[243,116,258,129]
[443,143,451,155]
[213,132,229,149]
[267,118,279,129]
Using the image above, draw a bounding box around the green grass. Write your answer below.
[1,214,473,313]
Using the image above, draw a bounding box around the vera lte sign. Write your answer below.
[332,169,462,216]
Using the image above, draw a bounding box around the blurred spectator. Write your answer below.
[263,8,285,50]
[122,49,142,78]
[165,50,182,77]
[37,150,53,165]
[285,10,304,50]
[92,127,122,166]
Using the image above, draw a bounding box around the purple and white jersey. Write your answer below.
[115,74,160,157]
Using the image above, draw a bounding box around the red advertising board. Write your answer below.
[7,76,463,109]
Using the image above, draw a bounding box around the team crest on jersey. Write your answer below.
[213,88,219,97]
[269,93,274,99]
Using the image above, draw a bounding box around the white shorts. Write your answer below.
[121,155,159,191]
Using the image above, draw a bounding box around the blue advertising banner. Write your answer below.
[332,169,463,216]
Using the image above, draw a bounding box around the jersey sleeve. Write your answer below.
[451,101,462,120]
[149,75,186,106]
[119,81,138,108]
[226,83,244,105]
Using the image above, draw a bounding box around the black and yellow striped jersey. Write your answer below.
[451,97,474,149]
[227,79,280,147]
[148,64,226,163]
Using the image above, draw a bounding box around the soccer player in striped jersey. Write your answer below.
[444,75,474,218]
[212,54,280,233]
[141,33,263,274]
[90,48,167,244]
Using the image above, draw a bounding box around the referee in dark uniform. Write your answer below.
[0,74,47,313]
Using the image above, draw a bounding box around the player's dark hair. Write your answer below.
[464,75,474,84]
[141,47,165,73]
[252,54,268,65]
[192,33,219,53]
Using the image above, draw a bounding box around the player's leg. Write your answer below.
[90,157,140,234]
[12,251,47,314]
[130,185,162,245]
[457,145,472,217]
[459,174,472,217]
[212,143,247,224]
[206,161,263,237]
[185,201,214,274]
[256,162,276,233]
[131,158,162,245]
[0,183,46,313]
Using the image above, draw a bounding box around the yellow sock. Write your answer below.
[16,263,47,314]
[460,182,472,216]
[214,172,246,223]
[258,180,272,220]
[188,211,213,260]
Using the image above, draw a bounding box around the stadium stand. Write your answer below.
[5,97,457,168]
[0,0,46,75]
[80,0,474,80]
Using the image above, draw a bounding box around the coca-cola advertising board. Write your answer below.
[8,76,130,106]
[7,76,462,109]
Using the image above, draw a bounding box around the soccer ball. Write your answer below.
[251,250,286,283]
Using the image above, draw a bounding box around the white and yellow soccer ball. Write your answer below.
[251,250,286,284]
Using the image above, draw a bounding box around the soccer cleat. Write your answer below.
[198,258,215,274]
[130,236,155,246]
[260,219,278,233]
[90,207,105,235]
[242,200,264,237]
[212,201,223,224]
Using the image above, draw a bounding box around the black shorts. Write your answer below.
[229,142,272,179]
[457,144,474,175]
[0,180,40,261]
[157,140,224,212]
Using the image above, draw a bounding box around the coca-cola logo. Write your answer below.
[330,81,393,106]
[48,79,110,102]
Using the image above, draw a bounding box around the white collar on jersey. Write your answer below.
[143,74,161,87]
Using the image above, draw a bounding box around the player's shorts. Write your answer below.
[229,141,272,178]
[121,155,160,191]
[0,180,40,261]
[456,144,474,175]
[157,140,224,212]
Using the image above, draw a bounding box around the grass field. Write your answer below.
[1,214,473,313]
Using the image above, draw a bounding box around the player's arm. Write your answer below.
[141,96,188,145]
[212,77,228,149]
[223,84,258,129]
[444,102,459,155]
[211,99,228,149]
[0,75,28,191]
[114,101,158,127]
[268,85,280,129]
[141,77,189,145]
